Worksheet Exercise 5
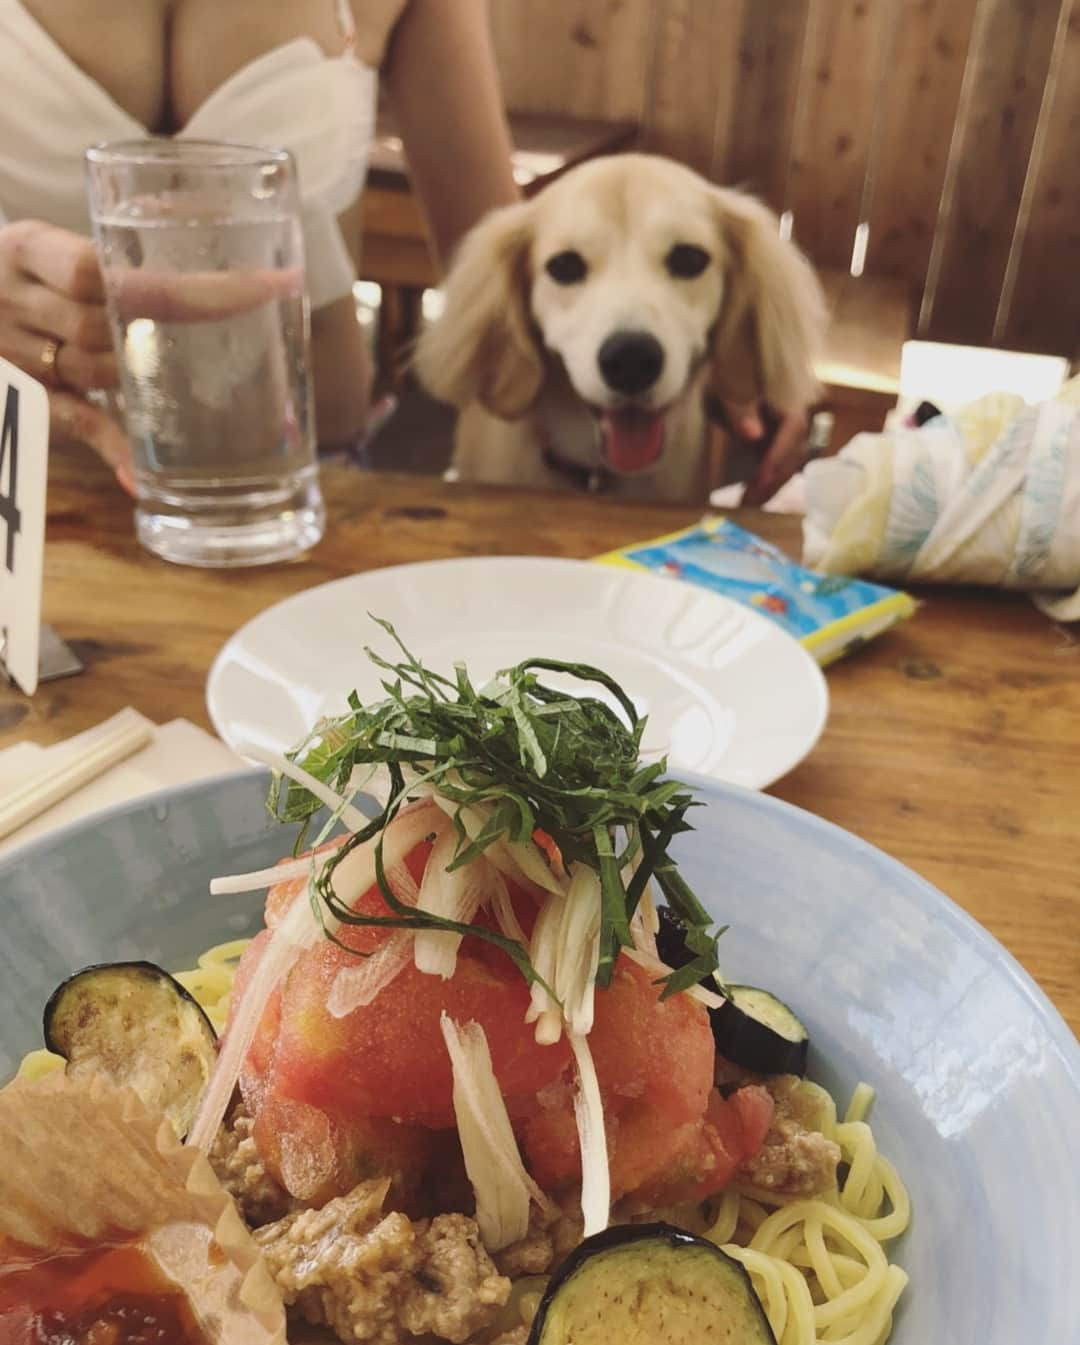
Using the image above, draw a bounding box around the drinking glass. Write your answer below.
[85,140,325,567]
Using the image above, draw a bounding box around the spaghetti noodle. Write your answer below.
[704,1081,911,1345]
[172,938,252,1033]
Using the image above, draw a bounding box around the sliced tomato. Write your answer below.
[237,838,571,1135]
[233,843,748,1211]
[263,835,347,928]
[724,1082,775,1157]
[623,1083,775,1208]
[230,929,279,1104]
[531,828,566,880]
[588,957,715,1126]
[272,932,571,1128]
[520,956,719,1199]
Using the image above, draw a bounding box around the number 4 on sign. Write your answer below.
[0,384,21,570]
[0,355,82,695]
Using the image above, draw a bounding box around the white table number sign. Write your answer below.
[0,355,49,695]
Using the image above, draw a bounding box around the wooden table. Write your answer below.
[6,449,1080,1040]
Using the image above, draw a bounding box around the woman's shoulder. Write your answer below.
[349,0,410,68]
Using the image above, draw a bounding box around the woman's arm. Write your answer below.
[310,291,372,446]
[318,0,518,442]
[378,0,520,268]
[310,199,373,447]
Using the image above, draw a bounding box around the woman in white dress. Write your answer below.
[0,0,518,487]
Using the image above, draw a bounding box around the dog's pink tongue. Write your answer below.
[601,408,665,473]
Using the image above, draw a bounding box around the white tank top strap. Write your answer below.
[334,0,357,52]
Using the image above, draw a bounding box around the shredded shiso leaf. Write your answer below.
[267,617,723,997]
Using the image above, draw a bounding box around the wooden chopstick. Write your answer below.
[0,711,154,842]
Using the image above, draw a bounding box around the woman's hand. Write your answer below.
[0,219,133,485]
[715,400,812,507]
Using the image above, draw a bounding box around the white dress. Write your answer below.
[0,0,381,308]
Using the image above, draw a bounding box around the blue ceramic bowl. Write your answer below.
[2,769,1078,1342]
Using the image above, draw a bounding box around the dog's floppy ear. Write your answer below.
[413,200,543,419]
[707,188,827,412]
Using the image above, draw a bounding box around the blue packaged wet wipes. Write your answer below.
[596,517,915,666]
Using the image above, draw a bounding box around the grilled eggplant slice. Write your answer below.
[43,961,216,1137]
[656,904,698,974]
[528,1223,777,1345]
[657,906,809,1076]
[712,985,809,1077]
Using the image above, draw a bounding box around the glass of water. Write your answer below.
[85,140,325,567]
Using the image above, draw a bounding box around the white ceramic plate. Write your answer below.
[207,557,828,788]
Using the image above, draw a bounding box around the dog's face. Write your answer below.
[525,158,727,471]
[416,154,826,478]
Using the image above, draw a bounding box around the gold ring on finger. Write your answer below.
[40,336,63,382]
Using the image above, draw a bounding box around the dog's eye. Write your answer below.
[666,243,711,279]
[545,250,588,285]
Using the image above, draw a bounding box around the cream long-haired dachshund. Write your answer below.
[415,153,827,502]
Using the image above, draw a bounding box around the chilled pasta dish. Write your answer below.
[6,626,910,1345]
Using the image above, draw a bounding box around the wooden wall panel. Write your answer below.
[785,0,900,269]
[642,0,745,177]
[920,0,1063,345]
[488,0,654,123]
[863,0,981,289]
[998,0,1080,355]
[723,0,813,210]
[484,0,1078,354]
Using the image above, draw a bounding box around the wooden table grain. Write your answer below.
[6,449,1080,1040]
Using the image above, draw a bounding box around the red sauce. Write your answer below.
[0,1241,211,1345]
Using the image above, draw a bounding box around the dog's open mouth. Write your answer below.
[599,406,666,474]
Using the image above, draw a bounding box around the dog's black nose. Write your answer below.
[597,331,665,396]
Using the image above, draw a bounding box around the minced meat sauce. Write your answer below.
[0,1241,210,1345]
